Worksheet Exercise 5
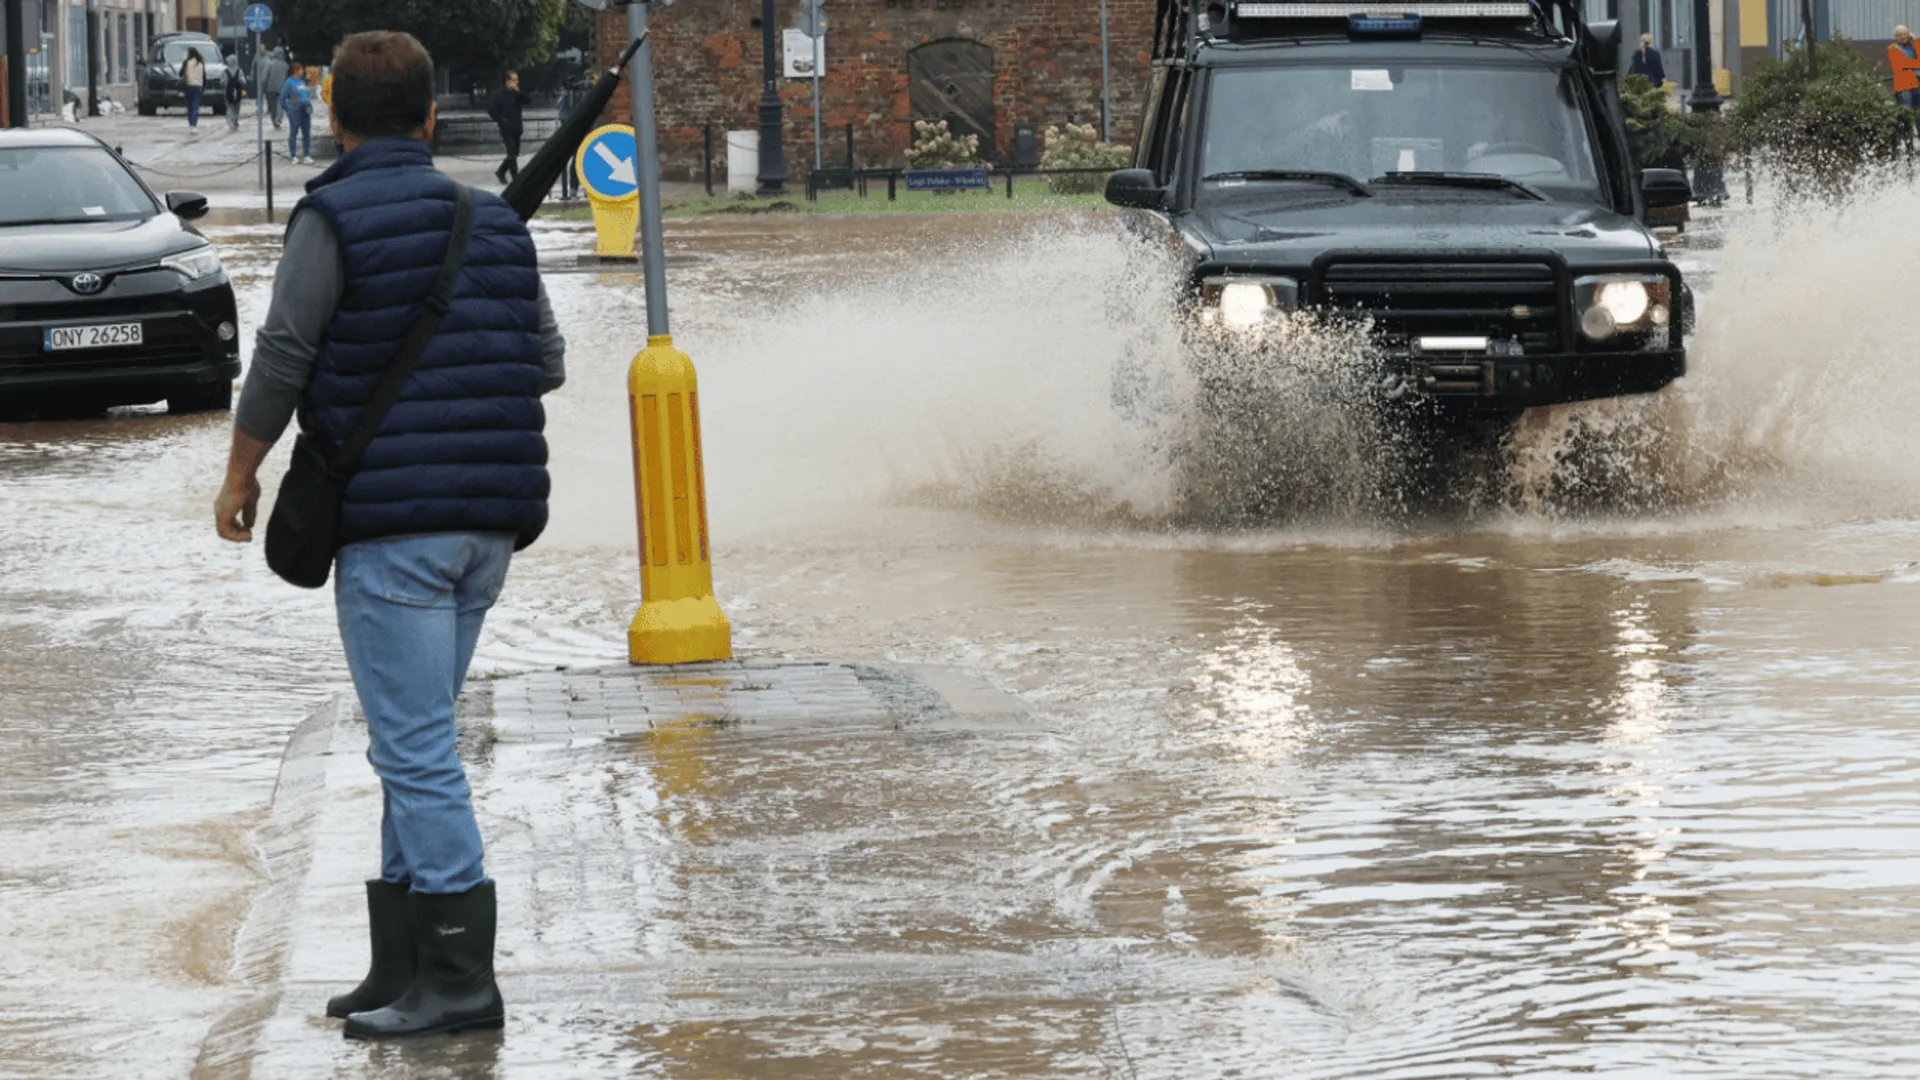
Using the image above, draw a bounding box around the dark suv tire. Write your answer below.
[138,98,157,116]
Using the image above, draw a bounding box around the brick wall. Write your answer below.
[597,0,1156,181]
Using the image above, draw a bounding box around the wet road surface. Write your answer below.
[6,192,1920,1077]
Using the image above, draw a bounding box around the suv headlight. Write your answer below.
[1199,274,1299,330]
[1575,274,1672,346]
[161,244,223,281]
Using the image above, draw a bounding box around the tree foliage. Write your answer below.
[279,0,567,81]
[1619,74,1688,169]
[1729,37,1906,187]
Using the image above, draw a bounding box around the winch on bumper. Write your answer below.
[1196,252,1688,411]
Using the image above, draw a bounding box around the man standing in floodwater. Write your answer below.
[213,28,566,1040]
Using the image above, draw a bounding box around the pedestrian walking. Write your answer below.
[214,28,565,1041]
[224,62,245,131]
[263,47,288,129]
[1629,33,1666,85]
[1891,27,1920,119]
[181,48,207,130]
[488,71,528,185]
[282,61,313,164]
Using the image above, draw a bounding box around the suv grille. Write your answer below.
[1317,262,1563,352]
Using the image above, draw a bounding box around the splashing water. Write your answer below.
[541,188,1920,550]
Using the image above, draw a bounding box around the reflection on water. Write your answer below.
[5,201,1920,1076]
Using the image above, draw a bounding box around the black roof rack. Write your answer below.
[1151,0,1598,63]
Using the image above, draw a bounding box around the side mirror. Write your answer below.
[1586,18,1621,77]
[165,190,210,220]
[1640,168,1691,210]
[1105,167,1165,210]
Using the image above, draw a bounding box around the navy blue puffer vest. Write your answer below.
[296,137,549,549]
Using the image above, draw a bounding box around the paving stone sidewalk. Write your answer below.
[193,661,1044,1079]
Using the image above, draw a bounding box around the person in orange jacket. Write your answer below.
[1891,26,1920,112]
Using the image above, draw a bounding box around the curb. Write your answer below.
[190,693,352,1080]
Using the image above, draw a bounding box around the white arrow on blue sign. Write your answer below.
[579,127,640,201]
[243,3,273,33]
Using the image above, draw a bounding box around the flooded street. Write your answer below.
[7,190,1920,1077]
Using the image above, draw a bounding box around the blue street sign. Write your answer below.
[243,3,273,33]
[905,168,990,192]
[577,125,640,202]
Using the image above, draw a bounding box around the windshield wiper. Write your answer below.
[1203,170,1373,197]
[2,217,123,227]
[1371,172,1546,201]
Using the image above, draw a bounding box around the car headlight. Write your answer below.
[161,244,223,281]
[1199,275,1300,330]
[1575,274,1672,345]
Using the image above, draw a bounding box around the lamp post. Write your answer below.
[1686,0,1726,205]
[756,0,786,195]
[5,0,28,127]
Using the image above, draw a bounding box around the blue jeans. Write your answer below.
[288,109,310,158]
[335,533,515,895]
[185,86,202,127]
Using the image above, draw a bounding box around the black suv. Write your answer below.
[1110,0,1691,425]
[136,33,231,116]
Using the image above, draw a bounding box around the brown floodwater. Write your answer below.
[5,188,1920,1077]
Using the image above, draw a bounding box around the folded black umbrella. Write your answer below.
[502,32,648,222]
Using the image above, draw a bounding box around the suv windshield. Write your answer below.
[156,41,222,71]
[0,147,157,225]
[1201,64,1603,204]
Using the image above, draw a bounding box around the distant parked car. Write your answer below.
[136,33,230,117]
[0,128,240,414]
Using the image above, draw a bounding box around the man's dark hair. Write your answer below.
[331,31,435,139]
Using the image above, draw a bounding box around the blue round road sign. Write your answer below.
[243,4,273,34]
[577,126,640,202]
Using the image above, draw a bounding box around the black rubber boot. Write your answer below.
[325,879,416,1019]
[343,881,504,1040]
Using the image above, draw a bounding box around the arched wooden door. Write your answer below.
[908,41,996,155]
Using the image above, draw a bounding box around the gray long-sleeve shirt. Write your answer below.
[235,209,566,443]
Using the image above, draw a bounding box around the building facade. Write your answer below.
[596,0,1156,180]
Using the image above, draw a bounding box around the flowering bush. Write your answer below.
[1041,123,1132,193]
[907,120,984,170]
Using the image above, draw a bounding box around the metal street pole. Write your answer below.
[254,28,263,189]
[84,0,97,117]
[756,0,786,195]
[627,0,668,336]
[1686,0,1726,204]
[1099,0,1111,141]
[811,32,822,171]
[1685,0,1720,112]
[4,0,28,127]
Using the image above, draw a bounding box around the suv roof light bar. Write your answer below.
[1236,1,1533,16]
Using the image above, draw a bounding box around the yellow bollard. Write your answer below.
[627,334,732,665]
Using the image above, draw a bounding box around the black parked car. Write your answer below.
[136,32,231,117]
[1114,0,1693,432]
[0,128,239,414]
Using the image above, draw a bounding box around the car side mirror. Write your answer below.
[1640,168,1691,210]
[1105,168,1165,210]
[165,191,210,220]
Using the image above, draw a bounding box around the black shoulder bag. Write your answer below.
[264,185,476,589]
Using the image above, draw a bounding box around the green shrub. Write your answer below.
[906,120,985,170]
[1041,123,1131,194]
[1620,74,1690,169]
[1730,37,1906,191]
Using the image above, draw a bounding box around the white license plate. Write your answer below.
[44,322,143,351]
